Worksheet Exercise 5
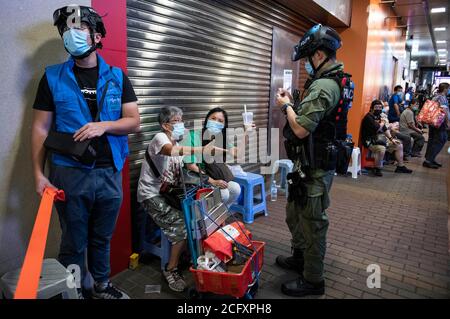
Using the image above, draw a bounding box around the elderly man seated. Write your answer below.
[399,99,425,157]
[361,100,413,177]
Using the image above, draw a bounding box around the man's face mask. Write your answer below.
[305,61,314,76]
[63,28,91,57]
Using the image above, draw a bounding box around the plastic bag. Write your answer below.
[203,222,252,262]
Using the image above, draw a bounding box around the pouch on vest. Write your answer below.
[44,80,111,166]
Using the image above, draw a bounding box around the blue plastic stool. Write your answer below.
[230,172,268,224]
[142,215,171,271]
[270,159,294,197]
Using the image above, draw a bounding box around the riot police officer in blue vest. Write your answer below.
[31,5,140,299]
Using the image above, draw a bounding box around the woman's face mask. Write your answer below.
[373,109,382,116]
[206,120,225,134]
[63,29,91,57]
[171,122,185,141]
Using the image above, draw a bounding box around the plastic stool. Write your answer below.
[142,214,171,271]
[270,159,294,196]
[347,147,361,179]
[361,146,375,169]
[0,258,78,299]
[230,172,268,224]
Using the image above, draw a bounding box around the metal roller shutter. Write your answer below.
[126,0,311,195]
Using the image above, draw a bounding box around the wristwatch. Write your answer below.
[281,103,290,115]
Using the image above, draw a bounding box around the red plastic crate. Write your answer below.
[190,241,265,298]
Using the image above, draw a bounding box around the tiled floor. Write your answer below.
[113,148,450,299]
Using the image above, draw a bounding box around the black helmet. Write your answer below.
[292,24,341,61]
[53,5,106,38]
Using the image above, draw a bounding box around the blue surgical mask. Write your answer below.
[172,122,185,140]
[206,120,224,134]
[63,29,91,57]
[305,61,314,76]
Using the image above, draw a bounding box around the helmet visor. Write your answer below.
[53,6,82,25]
[292,44,300,61]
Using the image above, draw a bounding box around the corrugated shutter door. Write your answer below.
[127,0,273,194]
[126,0,312,195]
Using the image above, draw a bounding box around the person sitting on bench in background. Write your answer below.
[361,100,413,177]
[399,99,425,158]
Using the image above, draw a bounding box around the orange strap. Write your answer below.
[14,187,65,299]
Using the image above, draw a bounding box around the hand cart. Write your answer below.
[179,170,265,299]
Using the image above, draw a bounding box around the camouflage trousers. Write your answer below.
[142,195,187,245]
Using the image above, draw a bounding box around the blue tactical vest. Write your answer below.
[45,54,129,172]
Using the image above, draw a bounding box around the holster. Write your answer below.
[286,171,308,208]
[314,142,338,171]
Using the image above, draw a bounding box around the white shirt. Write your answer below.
[137,132,184,202]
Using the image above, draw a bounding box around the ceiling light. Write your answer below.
[438,49,447,52]
[434,27,446,31]
[431,7,446,13]
[436,40,447,44]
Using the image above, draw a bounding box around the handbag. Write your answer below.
[417,100,446,128]
[204,162,234,182]
[144,150,207,210]
[44,72,111,166]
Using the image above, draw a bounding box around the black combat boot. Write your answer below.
[275,248,304,273]
[281,277,325,297]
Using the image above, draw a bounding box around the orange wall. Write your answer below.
[337,0,369,143]
[337,0,406,144]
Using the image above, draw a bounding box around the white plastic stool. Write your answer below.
[0,258,78,299]
[347,147,361,179]
[270,159,294,196]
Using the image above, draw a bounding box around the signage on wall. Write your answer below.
[283,69,293,95]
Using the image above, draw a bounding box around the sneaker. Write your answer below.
[395,166,413,173]
[423,161,439,169]
[92,281,130,299]
[163,267,186,292]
